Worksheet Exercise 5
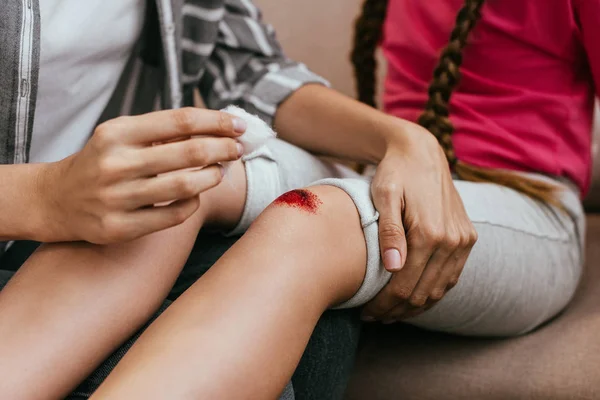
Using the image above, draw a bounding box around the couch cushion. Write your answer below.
[345,214,600,400]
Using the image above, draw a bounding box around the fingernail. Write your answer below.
[361,316,376,322]
[219,164,226,178]
[384,249,402,272]
[232,118,247,133]
[236,143,244,158]
[382,319,397,325]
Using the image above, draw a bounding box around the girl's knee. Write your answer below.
[246,185,368,306]
[253,185,364,249]
[272,186,359,219]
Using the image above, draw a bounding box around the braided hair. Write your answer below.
[352,0,561,208]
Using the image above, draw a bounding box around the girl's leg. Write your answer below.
[0,162,248,400]
[91,185,369,400]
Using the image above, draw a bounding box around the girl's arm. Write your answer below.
[274,84,400,164]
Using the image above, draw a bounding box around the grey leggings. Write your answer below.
[234,138,585,337]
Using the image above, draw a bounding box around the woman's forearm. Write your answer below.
[0,163,48,241]
[274,84,407,164]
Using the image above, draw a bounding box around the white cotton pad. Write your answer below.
[221,105,277,155]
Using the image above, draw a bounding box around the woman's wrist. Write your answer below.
[32,160,72,242]
[0,162,54,242]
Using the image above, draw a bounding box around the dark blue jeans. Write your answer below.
[0,233,361,399]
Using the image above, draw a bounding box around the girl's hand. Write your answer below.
[361,121,478,323]
[37,108,246,244]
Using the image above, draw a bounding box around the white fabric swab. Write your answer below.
[221,105,277,157]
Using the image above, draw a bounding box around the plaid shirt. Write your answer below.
[0,0,328,166]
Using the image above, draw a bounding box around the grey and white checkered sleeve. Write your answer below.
[197,0,330,125]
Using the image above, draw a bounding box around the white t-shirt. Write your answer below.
[30,0,146,163]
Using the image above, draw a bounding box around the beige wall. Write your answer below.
[254,0,364,97]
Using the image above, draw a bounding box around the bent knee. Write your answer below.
[271,186,357,217]
[255,185,364,243]
[246,185,368,302]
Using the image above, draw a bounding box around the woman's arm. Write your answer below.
[0,164,48,241]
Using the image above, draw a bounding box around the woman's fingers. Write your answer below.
[360,130,479,325]
[406,249,450,306]
[405,225,463,305]
[431,246,472,300]
[362,209,472,322]
[124,165,225,209]
[361,246,432,321]
[360,281,404,321]
[136,137,242,177]
[107,108,247,145]
[380,249,451,323]
[87,165,223,243]
[92,197,201,244]
[383,248,469,323]
[126,197,202,239]
[380,222,476,323]
[427,206,477,305]
[371,177,408,273]
[390,305,426,321]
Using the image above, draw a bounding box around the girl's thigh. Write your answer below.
[407,178,585,336]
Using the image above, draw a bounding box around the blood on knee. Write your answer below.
[272,189,323,214]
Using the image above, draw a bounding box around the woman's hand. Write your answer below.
[37,108,246,244]
[361,120,478,323]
